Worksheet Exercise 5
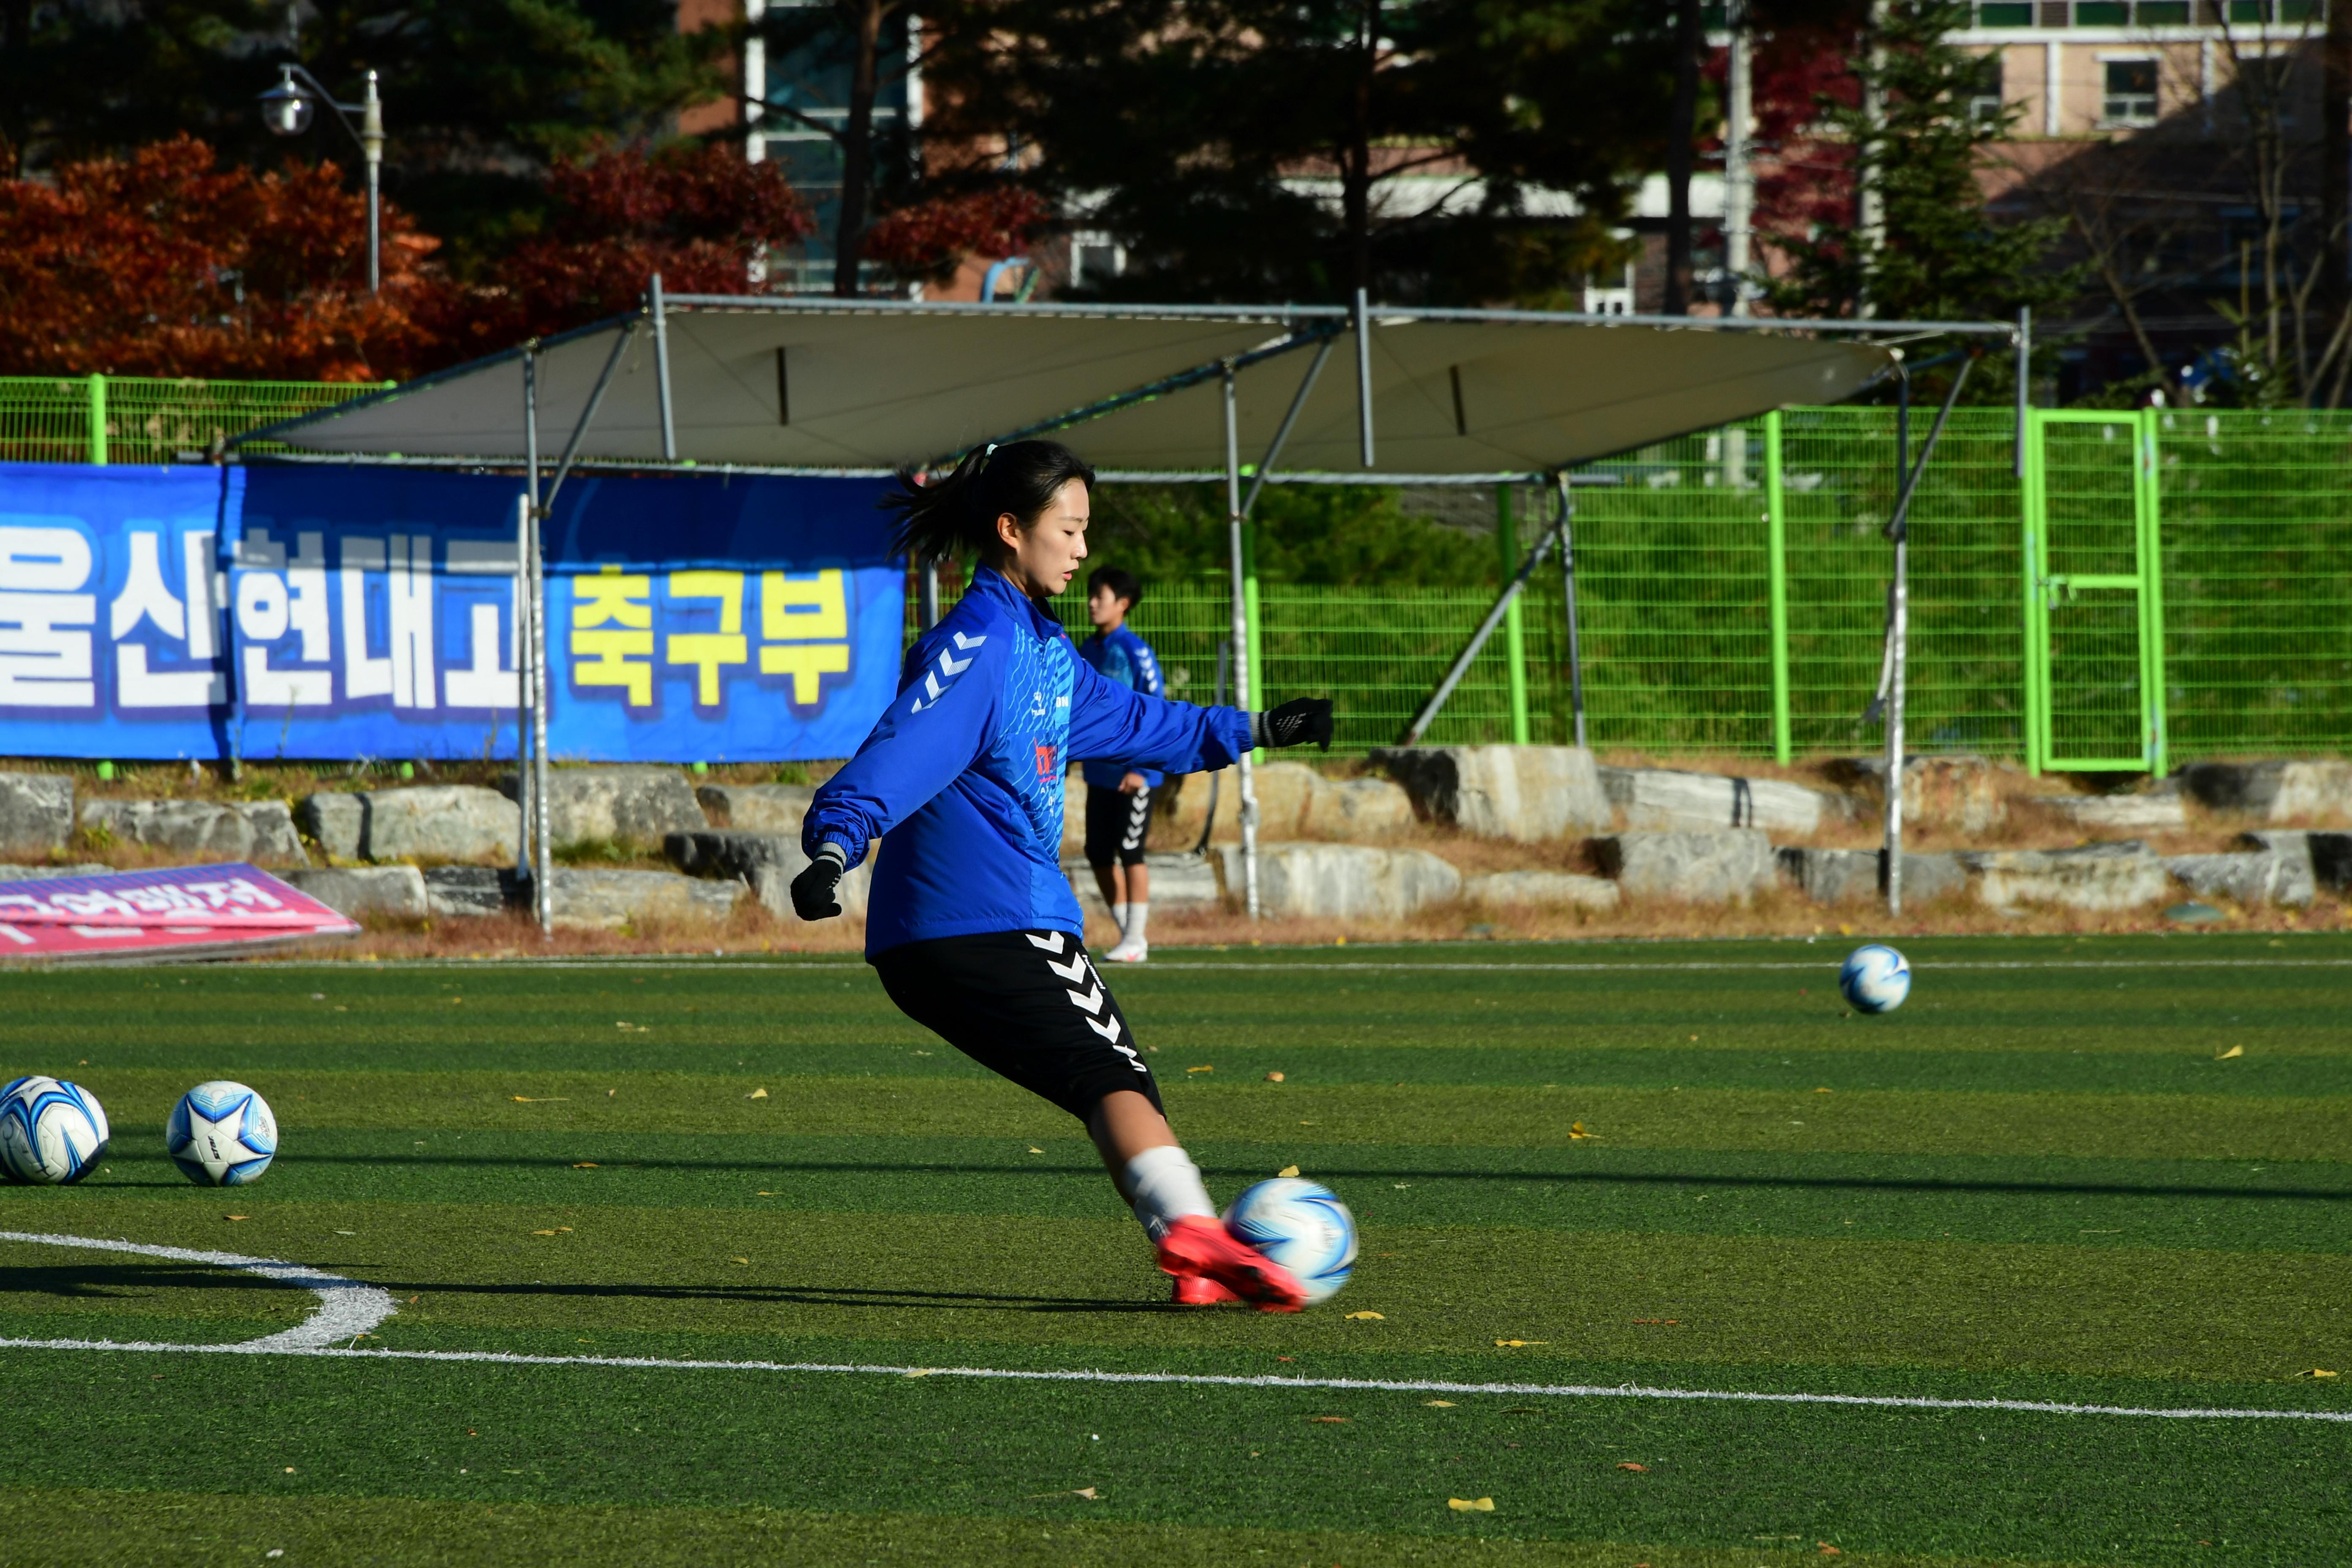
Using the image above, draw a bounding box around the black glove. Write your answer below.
[791,844,847,920]
[1255,697,1334,751]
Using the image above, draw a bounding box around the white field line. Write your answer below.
[0,1232,395,1350]
[0,1335,2344,1426]
[238,956,2352,974]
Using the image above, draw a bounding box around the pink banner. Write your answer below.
[0,864,359,963]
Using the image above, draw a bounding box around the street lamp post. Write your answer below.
[259,64,386,293]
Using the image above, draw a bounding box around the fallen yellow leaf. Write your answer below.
[1278,1164,1301,1178]
[903,1368,935,1378]
[730,1256,750,1265]
[1617,1462,1648,1472]
[571,1162,599,1169]
[1028,1146,1045,1154]
[511,1096,569,1102]
[1494,1339,1546,1348]
[1838,923,1854,936]
[2216,1045,2244,1060]
[1345,1311,1385,1320]
[223,1215,248,1222]
[1568,1122,1594,1139]
[747,1088,769,1099]
[1265,1071,1285,1082]
[531,1230,556,1236]
[1186,1065,1214,1074]
[1447,1497,1495,1512]
[1813,1086,1833,1094]
[1424,1400,1456,1407]
[1307,1416,1348,1424]
[2301,1368,2340,1378]
[1072,1486,1099,1500]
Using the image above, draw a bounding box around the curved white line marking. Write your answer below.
[0,1230,396,1350]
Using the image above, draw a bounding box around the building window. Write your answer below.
[1070,231,1125,289]
[2134,2,2191,21]
[1974,3,2034,23]
[1968,54,2006,124]
[2103,59,2159,126]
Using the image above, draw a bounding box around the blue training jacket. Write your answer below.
[1076,624,1164,790]
[805,567,1252,956]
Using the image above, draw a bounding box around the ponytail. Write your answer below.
[883,438,1096,565]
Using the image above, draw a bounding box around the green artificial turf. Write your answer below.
[3,934,2349,1566]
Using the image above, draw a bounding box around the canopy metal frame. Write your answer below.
[237,286,2029,931]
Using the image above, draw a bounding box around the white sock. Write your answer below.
[1122,902,1149,943]
[1110,901,1128,938]
[1120,1144,1217,1245]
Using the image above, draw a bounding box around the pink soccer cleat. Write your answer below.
[1172,1272,1239,1306]
[1156,1215,1309,1312]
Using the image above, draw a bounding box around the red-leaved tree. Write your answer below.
[0,136,438,381]
[425,143,814,358]
[863,187,1051,284]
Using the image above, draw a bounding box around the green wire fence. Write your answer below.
[0,375,384,466]
[6,374,2348,767]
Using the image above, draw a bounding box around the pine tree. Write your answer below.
[1760,0,2073,326]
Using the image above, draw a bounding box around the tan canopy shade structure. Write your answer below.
[240,296,1910,476]
[236,291,2021,931]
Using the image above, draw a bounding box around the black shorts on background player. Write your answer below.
[1083,783,1153,868]
[871,929,1159,1120]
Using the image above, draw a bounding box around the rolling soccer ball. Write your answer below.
[0,1075,111,1184]
[1222,1177,1358,1305]
[1840,943,1911,1014]
[166,1081,278,1187]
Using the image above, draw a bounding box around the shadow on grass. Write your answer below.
[250,1151,2352,1203]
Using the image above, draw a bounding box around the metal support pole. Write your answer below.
[1884,531,1908,916]
[2013,306,2031,479]
[1223,362,1260,919]
[512,491,535,885]
[1724,5,1753,316]
[1552,474,1587,749]
[361,71,383,295]
[523,350,553,938]
[650,272,677,462]
[919,561,940,630]
[1402,522,1559,746]
[1240,337,1335,522]
[1352,287,1376,468]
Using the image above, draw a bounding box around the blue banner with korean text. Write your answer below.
[0,462,902,763]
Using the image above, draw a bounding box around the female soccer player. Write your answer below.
[789,439,1333,1310]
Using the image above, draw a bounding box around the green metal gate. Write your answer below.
[2023,409,2168,773]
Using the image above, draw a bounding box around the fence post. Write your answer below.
[2139,407,2169,777]
[1497,483,1530,743]
[2020,410,2043,776]
[1765,411,1791,765]
[87,373,108,465]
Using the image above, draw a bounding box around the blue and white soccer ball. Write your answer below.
[166,1081,278,1187]
[1222,1177,1358,1305]
[1840,944,1912,1014]
[0,1075,111,1184]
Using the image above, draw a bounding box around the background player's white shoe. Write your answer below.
[1104,934,1149,963]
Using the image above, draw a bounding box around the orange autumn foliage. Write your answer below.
[0,136,438,382]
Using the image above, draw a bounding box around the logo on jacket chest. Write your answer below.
[1034,742,1060,779]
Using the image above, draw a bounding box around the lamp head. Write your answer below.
[259,67,315,136]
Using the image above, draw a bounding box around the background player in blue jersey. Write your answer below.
[788,439,1334,1309]
[1077,565,1161,964]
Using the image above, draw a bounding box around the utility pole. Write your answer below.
[1723,1,1753,316]
[1664,0,1703,315]
[1857,0,1888,318]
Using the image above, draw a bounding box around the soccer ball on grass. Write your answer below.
[166,1081,278,1186]
[0,1075,110,1184]
[1839,944,1912,1014]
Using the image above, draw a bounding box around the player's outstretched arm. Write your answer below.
[1067,659,1333,772]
